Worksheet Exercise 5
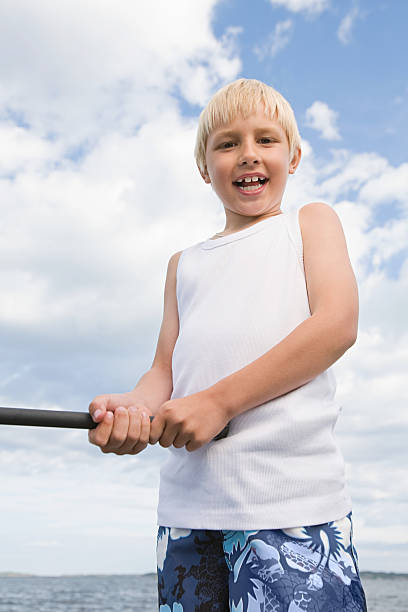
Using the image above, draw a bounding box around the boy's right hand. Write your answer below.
[88,393,152,455]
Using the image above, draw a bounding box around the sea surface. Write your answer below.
[0,571,406,611]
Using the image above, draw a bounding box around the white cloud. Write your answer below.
[304,100,342,140]
[268,0,329,15]
[254,19,294,60]
[0,123,63,176]
[317,151,389,199]
[338,6,360,45]
[359,163,408,207]
[0,0,241,144]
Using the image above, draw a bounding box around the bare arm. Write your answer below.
[206,202,359,419]
[141,248,182,412]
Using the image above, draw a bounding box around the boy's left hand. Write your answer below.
[149,391,229,452]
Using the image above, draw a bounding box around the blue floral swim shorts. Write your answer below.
[156,511,367,611]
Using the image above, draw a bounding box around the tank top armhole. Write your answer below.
[285,207,304,274]
[175,248,187,305]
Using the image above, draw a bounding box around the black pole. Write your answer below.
[0,406,97,429]
[0,406,229,440]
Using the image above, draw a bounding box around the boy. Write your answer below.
[89,79,367,611]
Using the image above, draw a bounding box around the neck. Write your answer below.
[216,210,283,236]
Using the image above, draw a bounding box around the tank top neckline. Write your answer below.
[201,212,285,250]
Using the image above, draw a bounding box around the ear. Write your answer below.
[198,163,211,184]
[288,147,302,174]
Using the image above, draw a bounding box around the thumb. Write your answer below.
[149,413,165,445]
[89,398,108,423]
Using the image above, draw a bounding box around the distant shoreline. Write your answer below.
[1,571,407,579]
[0,572,156,578]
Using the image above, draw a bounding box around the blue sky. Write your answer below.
[212,0,408,166]
[0,0,407,577]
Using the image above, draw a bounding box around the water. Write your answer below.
[0,572,406,611]
[359,572,408,611]
[0,574,158,612]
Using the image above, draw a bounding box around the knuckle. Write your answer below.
[162,404,178,421]
[162,405,173,419]
[89,395,102,409]
[134,402,149,411]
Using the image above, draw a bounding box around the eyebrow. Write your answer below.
[213,126,282,139]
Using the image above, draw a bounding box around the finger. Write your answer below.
[102,406,130,452]
[129,410,150,455]
[88,410,114,446]
[185,438,203,452]
[157,422,180,449]
[113,406,142,454]
[172,431,191,449]
[139,411,151,446]
[89,398,108,423]
[149,414,165,445]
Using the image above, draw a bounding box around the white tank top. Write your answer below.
[157,207,352,529]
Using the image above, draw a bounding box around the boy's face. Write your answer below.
[201,107,301,222]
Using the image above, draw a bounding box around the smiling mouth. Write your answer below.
[233,177,269,192]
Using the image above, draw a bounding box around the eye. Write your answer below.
[259,137,276,144]
[219,141,236,149]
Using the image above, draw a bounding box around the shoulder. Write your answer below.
[167,250,183,271]
[298,201,342,227]
[164,251,183,288]
[298,202,346,249]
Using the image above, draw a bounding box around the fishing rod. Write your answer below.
[0,406,229,440]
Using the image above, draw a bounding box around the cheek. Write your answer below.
[210,164,230,187]
[268,156,290,177]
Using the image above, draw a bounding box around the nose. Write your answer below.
[238,139,259,165]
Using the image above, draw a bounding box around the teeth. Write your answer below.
[234,175,268,190]
[237,176,264,183]
[240,184,262,191]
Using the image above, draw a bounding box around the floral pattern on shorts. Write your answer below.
[157,512,367,611]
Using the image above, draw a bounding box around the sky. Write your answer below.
[0,0,407,576]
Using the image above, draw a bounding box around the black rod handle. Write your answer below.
[0,406,97,429]
[0,407,229,440]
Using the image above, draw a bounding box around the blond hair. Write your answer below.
[194,78,301,175]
